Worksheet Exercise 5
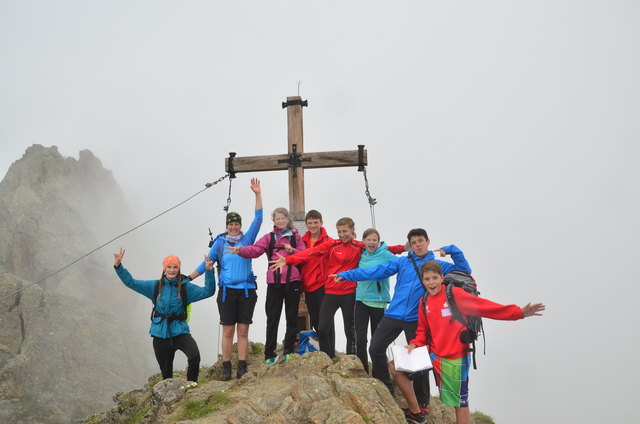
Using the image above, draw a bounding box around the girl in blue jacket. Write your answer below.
[354,228,405,373]
[114,248,216,383]
[189,177,263,381]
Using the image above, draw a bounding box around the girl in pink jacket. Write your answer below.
[226,207,306,365]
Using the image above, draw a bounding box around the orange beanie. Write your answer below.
[162,256,181,271]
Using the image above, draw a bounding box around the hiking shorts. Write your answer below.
[217,288,257,325]
[431,353,471,408]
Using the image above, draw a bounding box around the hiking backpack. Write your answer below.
[297,330,320,355]
[151,275,191,323]
[423,270,485,369]
[267,231,299,284]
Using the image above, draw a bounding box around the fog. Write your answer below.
[1,1,639,423]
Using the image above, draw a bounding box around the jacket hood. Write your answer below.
[363,241,391,258]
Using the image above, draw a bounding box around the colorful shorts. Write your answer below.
[430,353,471,407]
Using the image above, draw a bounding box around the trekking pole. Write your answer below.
[216,323,222,359]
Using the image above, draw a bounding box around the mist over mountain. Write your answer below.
[0,145,154,423]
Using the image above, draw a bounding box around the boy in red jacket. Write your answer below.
[394,260,545,424]
[271,217,363,358]
[299,210,331,333]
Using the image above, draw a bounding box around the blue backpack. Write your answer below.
[297,331,320,355]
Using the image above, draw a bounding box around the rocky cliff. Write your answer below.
[0,145,152,423]
[0,273,149,424]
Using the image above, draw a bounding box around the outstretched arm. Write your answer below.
[454,288,539,321]
[521,303,545,318]
[269,253,287,271]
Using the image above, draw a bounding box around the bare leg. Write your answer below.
[236,323,250,361]
[455,407,470,424]
[390,361,421,414]
[221,325,235,361]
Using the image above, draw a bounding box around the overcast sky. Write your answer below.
[1,1,639,423]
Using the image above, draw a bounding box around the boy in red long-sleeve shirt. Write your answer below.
[394,260,545,424]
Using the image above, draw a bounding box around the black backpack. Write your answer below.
[150,275,189,325]
[267,231,298,284]
[423,270,485,369]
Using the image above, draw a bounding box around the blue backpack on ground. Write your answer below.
[297,331,320,355]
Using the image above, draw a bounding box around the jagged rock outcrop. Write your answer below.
[85,347,464,424]
[0,145,152,423]
[0,144,133,299]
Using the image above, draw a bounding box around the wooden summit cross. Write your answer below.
[224,95,368,331]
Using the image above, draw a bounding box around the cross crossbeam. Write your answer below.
[226,148,367,173]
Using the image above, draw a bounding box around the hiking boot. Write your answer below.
[419,402,430,414]
[404,409,427,424]
[281,353,294,363]
[265,357,278,367]
[237,360,248,379]
[220,361,232,381]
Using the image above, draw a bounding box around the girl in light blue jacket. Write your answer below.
[354,228,405,373]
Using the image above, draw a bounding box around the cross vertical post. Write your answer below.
[224,95,368,332]
[284,96,307,222]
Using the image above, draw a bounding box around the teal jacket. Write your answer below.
[115,265,216,339]
[356,242,396,303]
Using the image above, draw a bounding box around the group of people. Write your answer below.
[113,178,545,424]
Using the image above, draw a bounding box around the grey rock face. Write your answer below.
[0,145,151,423]
[0,144,133,298]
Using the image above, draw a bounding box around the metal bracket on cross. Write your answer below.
[278,144,311,169]
[282,99,308,109]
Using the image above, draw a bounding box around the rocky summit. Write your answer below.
[85,345,470,424]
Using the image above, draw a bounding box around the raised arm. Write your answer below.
[113,248,157,299]
[187,255,217,302]
[251,177,262,211]
[191,240,222,280]
[438,244,472,275]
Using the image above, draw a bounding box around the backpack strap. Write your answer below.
[409,254,422,281]
[420,294,433,347]
[445,284,478,369]
[150,277,190,343]
[445,284,470,328]
[268,232,282,284]
[150,279,161,321]
[180,280,188,317]
[269,231,298,285]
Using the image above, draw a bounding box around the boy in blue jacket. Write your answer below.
[114,248,216,383]
[336,228,471,415]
